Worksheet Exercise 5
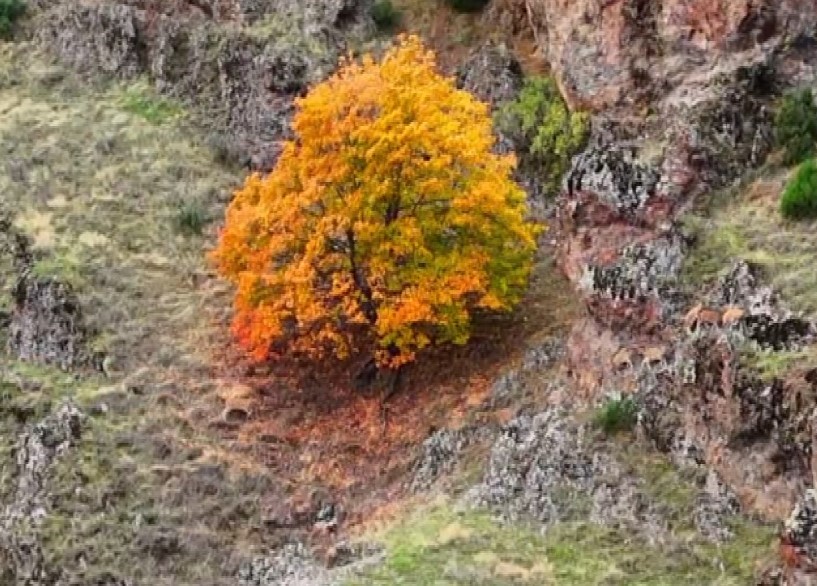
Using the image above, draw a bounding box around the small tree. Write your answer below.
[496,76,589,196]
[775,88,817,166]
[781,159,817,220]
[212,36,539,369]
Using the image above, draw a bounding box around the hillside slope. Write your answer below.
[2,0,817,585]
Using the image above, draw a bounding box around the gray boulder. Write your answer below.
[8,276,87,371]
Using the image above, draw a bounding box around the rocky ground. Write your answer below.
[4,0,817,584]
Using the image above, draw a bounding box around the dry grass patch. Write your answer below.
[684,167,817,317]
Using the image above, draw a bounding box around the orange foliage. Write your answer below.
[211,35,540,367]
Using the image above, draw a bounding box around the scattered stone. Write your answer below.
[489,338,563,407]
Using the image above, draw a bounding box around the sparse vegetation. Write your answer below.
[780,159,817,220]
[593,397,638,435]
[444,0,490,13]
[775,88,817,166]
[682,171,817,316]
[206,132,247,168]
[740,343,817,381]
[0,45,271,583]
[496,76,589,195]
[0,0,25,39]
[371,0,400,31]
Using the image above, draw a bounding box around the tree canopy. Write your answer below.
[211,35,539,368]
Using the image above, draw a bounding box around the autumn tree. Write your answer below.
[211,35,539,369]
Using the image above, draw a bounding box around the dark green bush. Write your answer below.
[593,397,638,435]
[0,0,25,39]
[174,200,210,236]
[775,88,817,166]
[445,0,490,13]
[781,159,817,220]
[496,75,589,195]
[371,0,400,31]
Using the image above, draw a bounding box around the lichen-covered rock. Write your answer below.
[35,0,357,169]
[237,540,380,586]
[694,470,741,542]
[7,276,87,371]
[717,260,777,312]
[456,41,523,110]
[409,429,472,493]
[490,337,563,407]
[238,543,335,586]
[37,3,145,76]
[524,0,817,113]
[782,489,817,572]
[675,64,775,190]
[579,236,685,301]
[465,409,666,539]
[0,404,84,585]
[566,146,661,217]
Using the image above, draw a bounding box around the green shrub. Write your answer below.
[593,397,638,435]
[496,76,589,195]
[0,0,25,39]
[775,88,817,166]
[445,0,490,13]
[371,0,400,31]
[174,201,210,236]
[781,159,817,219]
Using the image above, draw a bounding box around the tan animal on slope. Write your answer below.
[683,303,731,332]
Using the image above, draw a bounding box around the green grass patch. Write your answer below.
[346,500,776,585]
[739,344,817,381]
[120,83,183,125]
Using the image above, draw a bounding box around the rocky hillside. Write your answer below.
[3,0,817,584]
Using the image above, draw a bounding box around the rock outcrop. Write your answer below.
[512,0,817,575]
[7,276,87,371]
[521,0,817,112]
[35,0,372,169]
[0,404,84,585]
[466,409,667,537]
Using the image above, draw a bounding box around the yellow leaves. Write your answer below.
[211,35,539,368]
